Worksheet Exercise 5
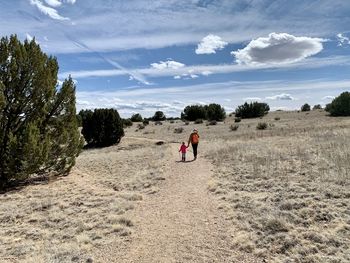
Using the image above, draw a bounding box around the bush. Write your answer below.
[0,35,83,189]
[131,113,143,122]
[230,124,239,131]
[194,119,203,124]
[137,124,145,130]
[169,120,175,124]
[182,105,207,121]
[234,117,242,123]
[174,127,184,134]
[122,118,133,127]
[81,108,124,147]
[313,104,322,110]
[327,92,350,116]
[235,102,270,119]
[185,121,190,125]
[207,120,217,126]
[274,117,281,121]
[205,103,226,121]
[154,121,163,125]
[142,119,149,126]
[301,103,311,112]
[152,111,166,121]
[257,122,268,130]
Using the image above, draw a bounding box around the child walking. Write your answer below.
[179,142,188,162]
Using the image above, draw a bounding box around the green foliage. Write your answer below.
[0,35,83,189]
[182,105,207,121]
[142,119,149,126]
[81,108,124,147]
[313,104,322,110]
[301,103,311,112]
[234,117,242,123]
[131,113,143,122]
[152,111,166,121]
[194,119,203,124]
[205,103,226,121]
[327,92,350,116]
[257,122,268,130]
[235,102,270,119]
[122,118,133,127]
[207,120,217,126]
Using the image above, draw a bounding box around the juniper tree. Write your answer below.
[0,35,83,189]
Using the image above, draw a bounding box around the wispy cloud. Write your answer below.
[232,33,324,65]
[337,33,350,46]
[30,0,69,20]
[195,34,228,54]
[60,55,350,80]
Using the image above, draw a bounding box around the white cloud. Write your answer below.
[174,75,181,79]
[337,33,350,46]
[151,60,185,70]
[44,0,62,7]
[266,93,295,100]
[323,95,335,100]
[201,70,213,76]
[30,0,69,20]
[195,34,228,54]
[232,33,324,65]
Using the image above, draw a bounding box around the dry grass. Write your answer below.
[205,111,350,262]
[0,138,171,262]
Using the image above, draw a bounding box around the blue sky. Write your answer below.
[1,0,350,117]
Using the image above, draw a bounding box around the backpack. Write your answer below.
[192,133,199,144]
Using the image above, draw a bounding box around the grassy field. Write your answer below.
[0,109,349,262]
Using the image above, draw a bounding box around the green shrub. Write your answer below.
[301,103,311,112]
[185,121,190,125]
[182,105,207,121]
[313,104,322,110]
[0,35,83,189]
[194,119,203,124]
[122,118,133,127]
[169,120,175,124]
[274,117,281,121]
[234,117,242,123]
[152,111,166,121]
[256,122,268,130]
[131,113,143,122]
[154,121,163,125]
[137,124,145,130]
[205,103,226,121]
[230,124,239,131]
[142,119,149,126]
[82,108,124,147]
[235,102,270,119]
[207,120,217,126]
[327,92,350,116]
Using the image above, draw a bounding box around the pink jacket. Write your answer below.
[179,145,188,153]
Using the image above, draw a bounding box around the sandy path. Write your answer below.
[95,141,257,262]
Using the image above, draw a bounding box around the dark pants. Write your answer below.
[192,143,198,158]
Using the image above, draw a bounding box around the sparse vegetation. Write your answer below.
[230,124,239,131]
[313,104,322,110]
[174,127,184,133]
[194,119,203,124]
[234,117,242,123]
[235,102,270,119]
[256,122,268,130]
[122,118,133,128]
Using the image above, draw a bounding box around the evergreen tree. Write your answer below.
[0,35,83,189]
[205,103,226,121]
[152,111,166,121]
[131,113,143,122]
[235,102,270,118]
[81,108,124,147]
[301,103,311,112]
[182,105,207,121]
[327,92,350,116]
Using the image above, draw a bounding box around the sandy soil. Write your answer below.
[94,142,258,262]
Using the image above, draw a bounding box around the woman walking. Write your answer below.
[187,129,200,160]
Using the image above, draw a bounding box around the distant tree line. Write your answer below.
[181,103,226,121]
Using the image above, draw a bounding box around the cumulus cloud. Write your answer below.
[195,34,228,54]
[151,60,185,70]
[337,33,350,46]
[30,0,69,20]
[266,93,295,100]
[232,33,324,65]
[201,70,213,76]
[44,0,62,7]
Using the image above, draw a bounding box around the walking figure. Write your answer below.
[188,129,199,160]
[179,142,188,162]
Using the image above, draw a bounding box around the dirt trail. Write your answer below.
[95,141,257,262]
